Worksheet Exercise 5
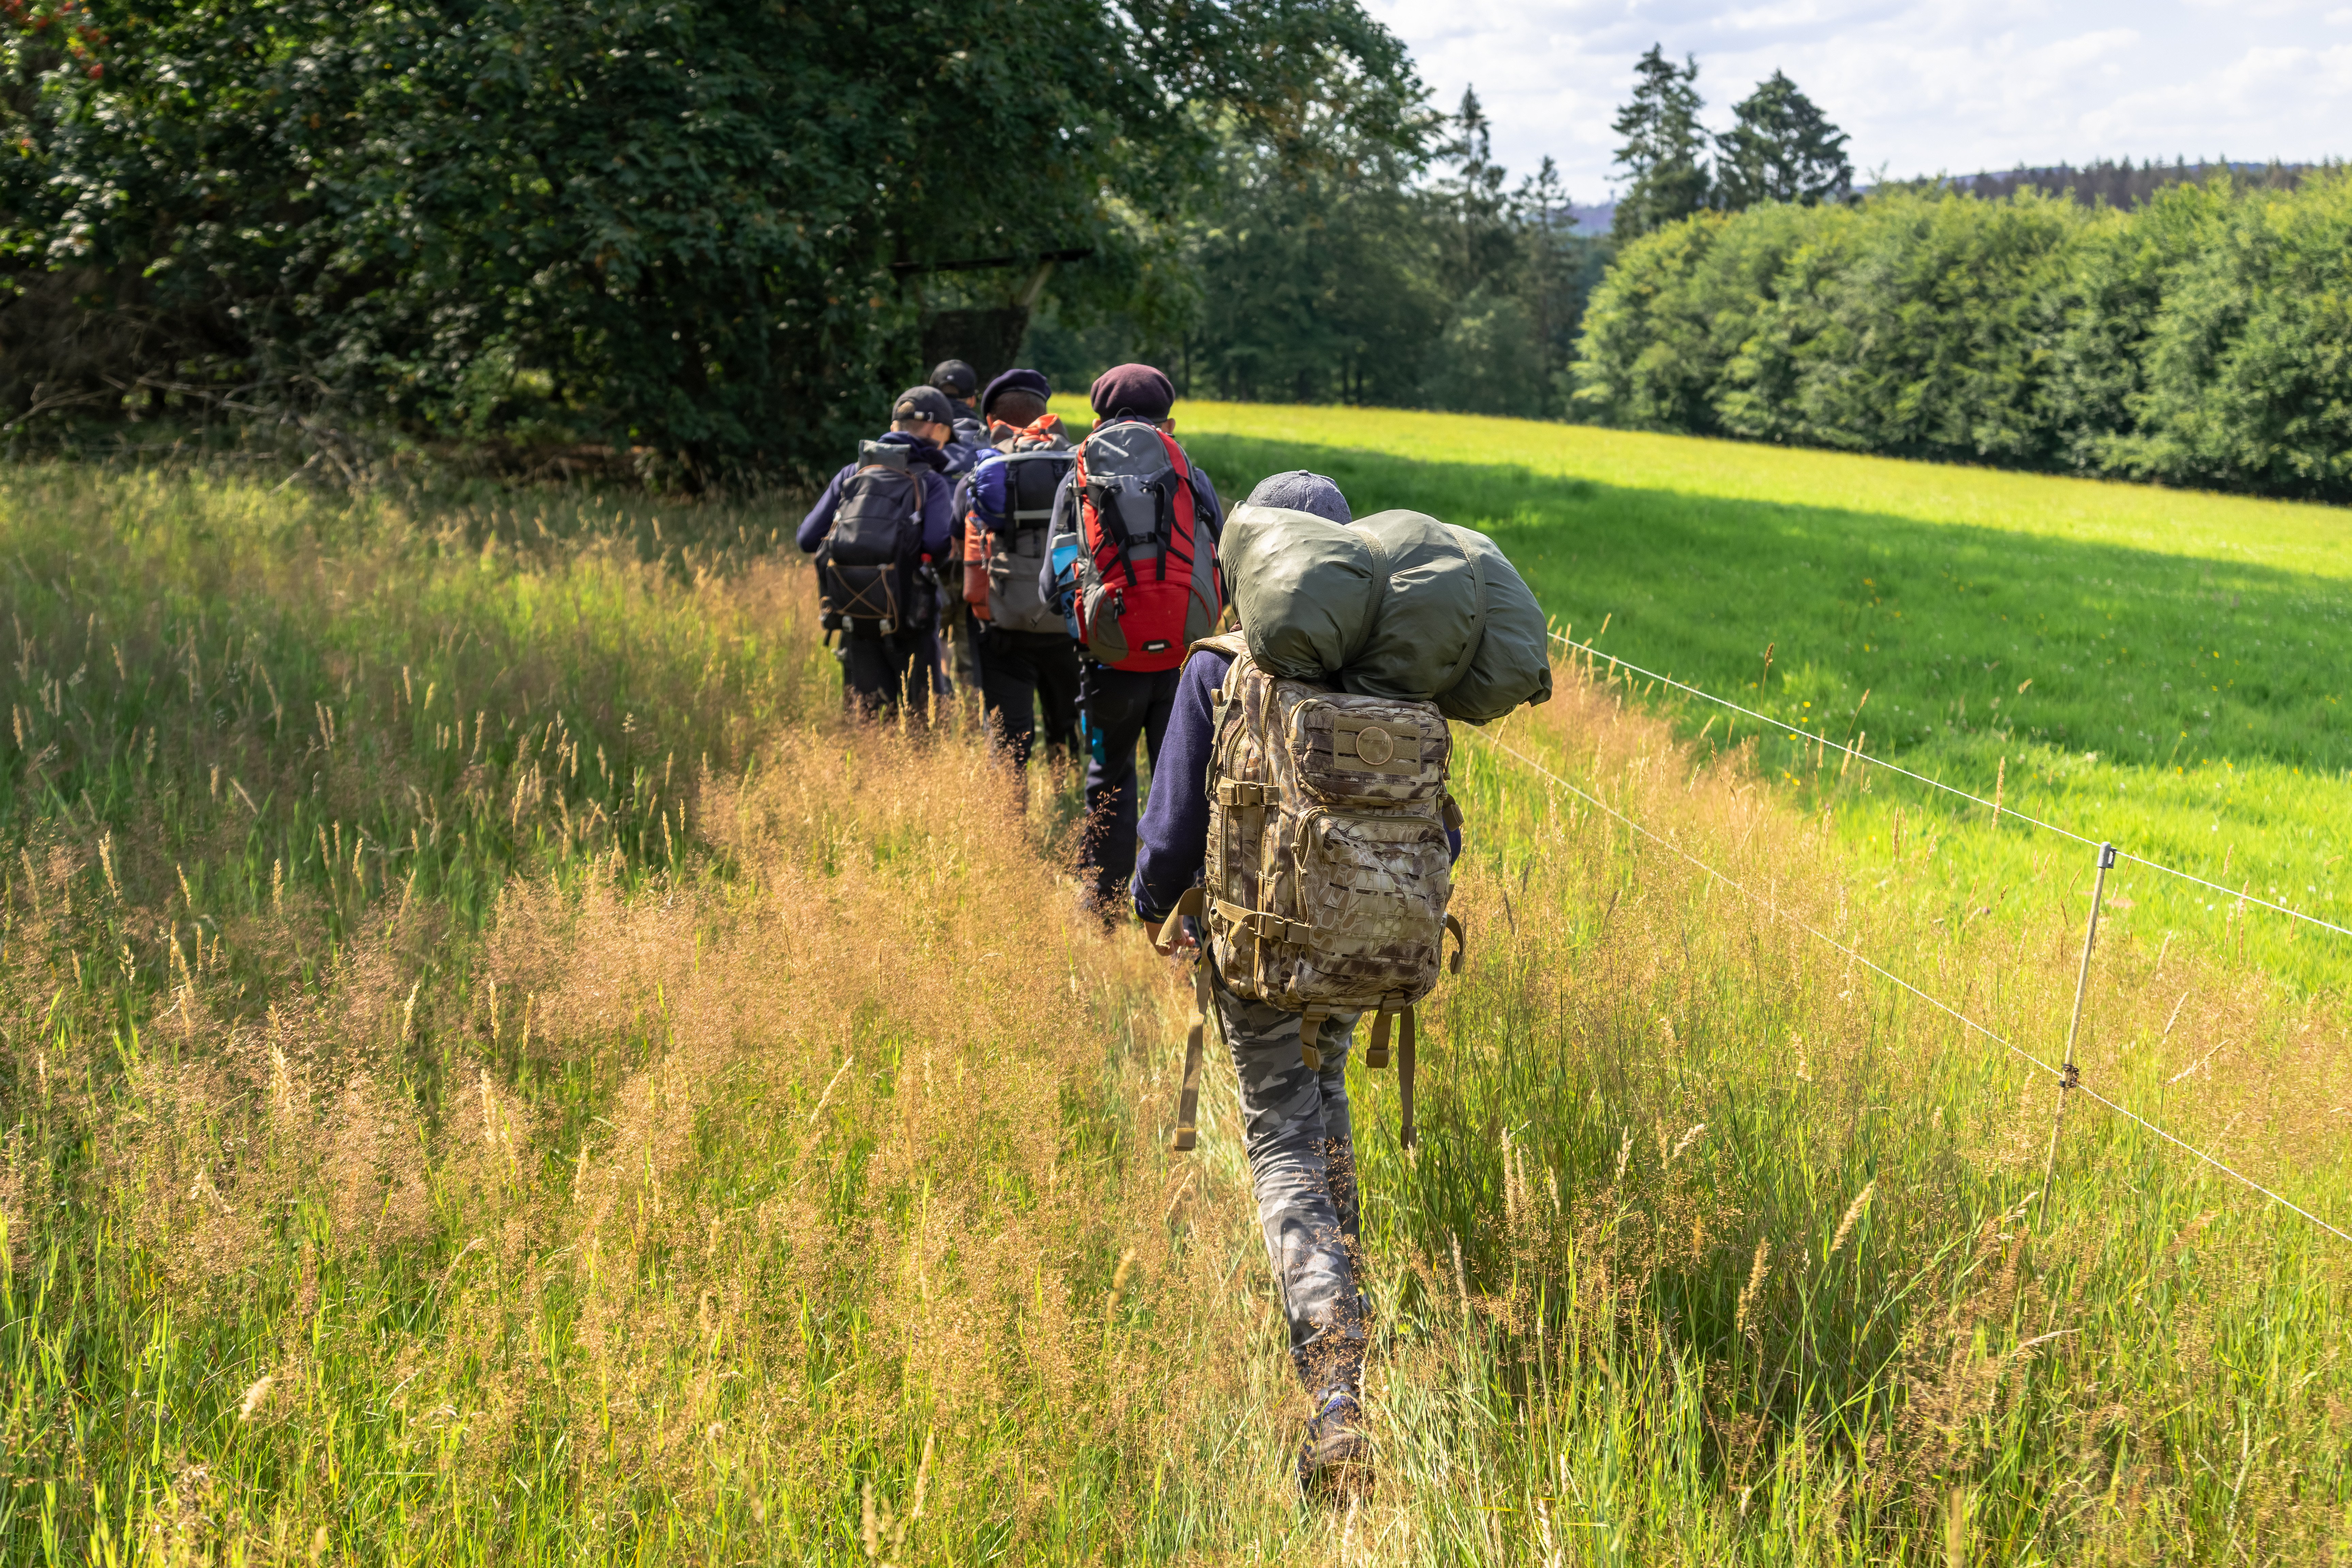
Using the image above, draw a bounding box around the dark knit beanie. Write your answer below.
[928,360,979,399]
[1088,363,1175,422]
[1244,471,1351,526]
[981,367,1053,417]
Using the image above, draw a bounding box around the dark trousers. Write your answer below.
[979,627,1082,770]
[839,630,931,724]
[942,597,983,697]
[1078,661,1181,908]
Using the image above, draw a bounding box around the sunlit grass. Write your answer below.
[1110,397,2352,991]
[5,456,2349,1562]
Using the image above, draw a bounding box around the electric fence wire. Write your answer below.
[1548,629,2352,946]
[1466,727,2352,1248]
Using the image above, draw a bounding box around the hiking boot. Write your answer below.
[1297,1391,1372,1498]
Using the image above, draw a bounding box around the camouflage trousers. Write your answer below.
[1213,970,1367,1398]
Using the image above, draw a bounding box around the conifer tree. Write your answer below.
[1434,90,1520,293]
[1715,70,1852,210]
[1610,46,1711,241]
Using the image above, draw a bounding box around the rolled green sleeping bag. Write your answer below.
[1221,504,1552,724]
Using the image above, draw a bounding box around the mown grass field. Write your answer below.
[3,447,2349,1564]
[1136,400,2352,992]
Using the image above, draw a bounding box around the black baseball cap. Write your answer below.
[928,360,979,399]
[892,385,959,426]
[981,367,1054,417]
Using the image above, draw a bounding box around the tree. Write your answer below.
[1610,46,1710,243]
[1432,89,1519,296]
[1715,70,1853,210]
[0,0,1418,478]
[1169,48,1443,405]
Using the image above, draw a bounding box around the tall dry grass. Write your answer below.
[4,462,2349,1563]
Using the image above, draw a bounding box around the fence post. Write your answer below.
[2041,842,2117,1215]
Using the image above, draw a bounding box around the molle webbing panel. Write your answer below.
[1201,644,1454,1015]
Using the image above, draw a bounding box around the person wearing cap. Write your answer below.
[926,360,989,697]
[795,386,959,720]
[927,360,989,463]
[956,368,1080,772]
[1130,470,1461,1499]
[1043,363,1226,914]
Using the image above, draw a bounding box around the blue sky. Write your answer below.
[1362,0,2352,201]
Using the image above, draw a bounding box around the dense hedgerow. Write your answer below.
[1572,173,2352,500]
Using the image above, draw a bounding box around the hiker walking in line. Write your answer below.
[929,361,989,697]
[1133,471,1551,1496]
[928,359,990,461]
[1041,363,1226,915]
[957,368,1081,772]
[798,386,957,722]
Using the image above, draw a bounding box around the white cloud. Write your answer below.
[1366,0,2352,197]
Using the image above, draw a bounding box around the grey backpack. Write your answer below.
[984,445,1075,635]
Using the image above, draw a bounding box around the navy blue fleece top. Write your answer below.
[1131,651,1462,923]
[795,432,955,560]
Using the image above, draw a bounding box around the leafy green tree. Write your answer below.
[1714,70,1852,211]
[1421,286,1543,413]
[2038,182,2231,473]
[0,0,1416,477]
[1514,156,1608,410]
[1173,50,1443,405]
[1610,46,1710,243]
[2100,172,2352,495]
[1576,190,2083,461]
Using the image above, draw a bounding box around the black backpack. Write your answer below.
[817,442,924,638]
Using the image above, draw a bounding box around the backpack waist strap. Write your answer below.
[1212,896,1313,948]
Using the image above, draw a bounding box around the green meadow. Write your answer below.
[1140,400,2352,991]
[4,441,2350,1564]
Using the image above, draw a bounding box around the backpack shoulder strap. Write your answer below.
[1186,631,1247,662]
[1157,428,1191,477]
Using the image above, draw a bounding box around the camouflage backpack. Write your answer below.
[1154,632,1465,1152]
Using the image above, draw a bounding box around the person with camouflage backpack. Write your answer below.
[1133,467,1552,1496]
[1131,471,1459,1498]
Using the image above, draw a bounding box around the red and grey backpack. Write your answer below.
[1069,419,1224,671]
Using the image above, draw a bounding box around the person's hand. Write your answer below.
[1148,912,1199,956]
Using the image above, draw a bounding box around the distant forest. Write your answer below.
[1953,159,2317,207]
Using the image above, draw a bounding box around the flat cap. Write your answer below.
[1089,363,1175,422]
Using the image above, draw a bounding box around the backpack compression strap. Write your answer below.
[1151,888,1210,1153]
[1362,1001,1426,1150]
